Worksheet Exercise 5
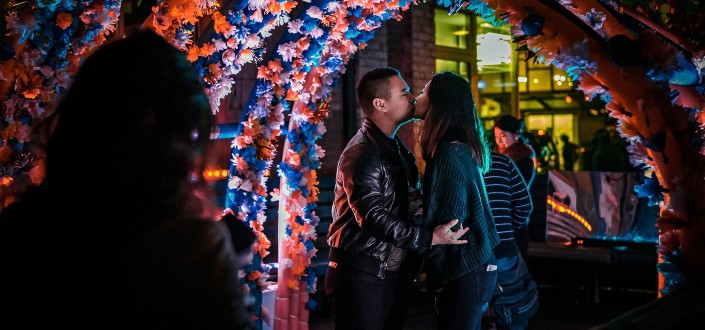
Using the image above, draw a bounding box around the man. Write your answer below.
[325,67,466,330]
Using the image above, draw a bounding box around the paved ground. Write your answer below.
[308,278,657,330]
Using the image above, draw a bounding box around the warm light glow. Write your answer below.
[590,109,599,115]
[476,32,512,67]
[453,30,470,36]
[547,196,592,231]
[518,76,528,83]
[565,95,573,104]
[204,168,230,181]
[1,177,13,186]
[533,78,539,84]
[538,129,545,136]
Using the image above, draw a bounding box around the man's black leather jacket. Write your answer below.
[327,119,432,278]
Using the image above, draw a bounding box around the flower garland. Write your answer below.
[153,0,298,112]
[458,0,705,294]
[226,1,413,326]
[152,1,302,327]
[0,0,122,198]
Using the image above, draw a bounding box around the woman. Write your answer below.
[0,30,254,329]
[416,72,499,329]
[493,114,536,262]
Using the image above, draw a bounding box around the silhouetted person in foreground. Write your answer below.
[0,30,254,329]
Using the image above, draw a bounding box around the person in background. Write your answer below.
[560,134,579,171]
[416,71,499,329]
[0,29,254,329]
[493,114,536,262]
[591,128,626,172]
[325,67,467,330]
[483,151,537,330]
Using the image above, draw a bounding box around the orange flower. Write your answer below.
[267,59,283,73]
[199,43,216,57]
[206,62,223,80]
[257,65,270,80]
[17,72,43,99]
[297,37,310,51]
[234,155,248,175]
[247,270,261,281]
[255,138,276,160]
[285,89,299,101]
[186,45,200,62]
[255,184,267,197]
[282,1,297,13]
[212,12,231,35]
[311,99,330,123]
[56,12,73,30]
[267,1,281,14]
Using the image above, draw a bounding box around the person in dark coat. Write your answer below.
[0,30,254,329]
[493,114,536,262]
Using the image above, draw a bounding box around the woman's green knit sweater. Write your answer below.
[422,142,499,287]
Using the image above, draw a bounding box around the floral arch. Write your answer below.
[2,0,705,329]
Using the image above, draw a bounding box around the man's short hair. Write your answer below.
[356,67,401,115]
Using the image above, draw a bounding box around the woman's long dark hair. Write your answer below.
[419,72,490,173]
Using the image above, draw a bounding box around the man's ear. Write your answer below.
[372,98,387,112]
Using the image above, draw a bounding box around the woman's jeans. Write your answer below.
[435,256,498,329]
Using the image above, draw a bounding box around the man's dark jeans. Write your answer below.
[325,266,412,330]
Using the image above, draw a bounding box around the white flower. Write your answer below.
[245,34,261,48]
[307,6,324,19]
[228,176,244,190]
[309,27,324,39]
[213,38,228,51]
[247,0,268,10]
[288,19,304,34]
[277,41,298,62]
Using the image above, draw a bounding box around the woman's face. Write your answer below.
[494,127,517,149]
[413,80,431,119]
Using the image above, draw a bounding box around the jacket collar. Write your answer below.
[363,118,399,146]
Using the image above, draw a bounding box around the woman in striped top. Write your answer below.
[484,151,537,330]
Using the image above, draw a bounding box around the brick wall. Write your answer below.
[408,3,436,174]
